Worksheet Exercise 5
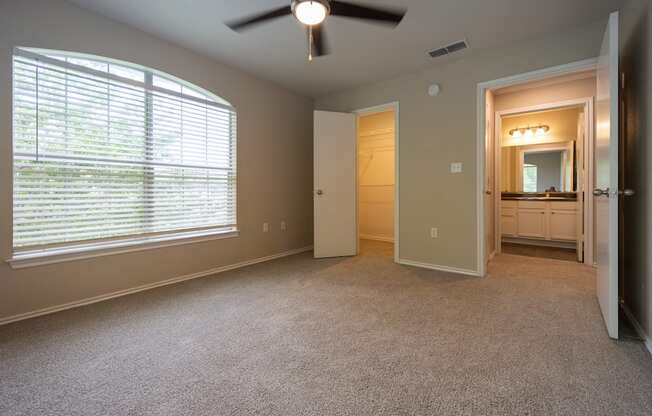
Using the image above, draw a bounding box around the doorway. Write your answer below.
[478,11,622,340]
[313,102,398,261]
[355,104,398,260]
[495,100,594,264]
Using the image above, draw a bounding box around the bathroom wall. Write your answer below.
[501,107,581,147]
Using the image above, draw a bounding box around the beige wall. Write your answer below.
[501,108,581,147]
[621,0,652,348]
[0,0,313,321]
[316,19,606,271]
[358,111,395,242]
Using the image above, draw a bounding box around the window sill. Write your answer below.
[6,228,239,269]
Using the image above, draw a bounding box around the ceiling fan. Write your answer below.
[226,0,407,61]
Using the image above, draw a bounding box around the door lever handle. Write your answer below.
[619,189,635,196]
[593,188,609,197]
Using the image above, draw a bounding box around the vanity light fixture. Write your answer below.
[509,124,550,139]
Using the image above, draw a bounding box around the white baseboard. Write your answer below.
[0,246,313,326]
[359,234,394,243]
[397,258,481,277]
[622,303,652,356]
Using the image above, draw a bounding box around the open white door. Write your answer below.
[314,111,357,258]
[595,11,619,339]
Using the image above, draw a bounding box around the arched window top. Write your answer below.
[18,47,234,109]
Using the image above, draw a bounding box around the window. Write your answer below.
[522,163,537,192]
[12,48,237,254]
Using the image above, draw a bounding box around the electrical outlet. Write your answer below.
[450,162,463,173]
[263,222,269,233]
[430,227,439,238]
[280,221,287,231]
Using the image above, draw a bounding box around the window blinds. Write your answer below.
[12,49,237,250]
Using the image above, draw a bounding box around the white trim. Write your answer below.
[398,258,481,277]
[359,234,394,243]
[7,228,239,269]
[0,246,313,326]
[353,102,400,263]
[622,303,652,356]
[477,58,598,276]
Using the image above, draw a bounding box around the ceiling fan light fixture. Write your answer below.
[294,0,329,26]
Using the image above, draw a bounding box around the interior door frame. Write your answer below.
[353,102,400,263]
[476,58,598,276]
[493,97,595,265]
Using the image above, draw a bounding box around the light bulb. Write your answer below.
[295,1,327,25]
[511,130,521,138]
[536,127,545,137]
[524,128,534,139]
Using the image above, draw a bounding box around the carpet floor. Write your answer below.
[1,240,651,416]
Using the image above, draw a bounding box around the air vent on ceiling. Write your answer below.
[428,40,469,58]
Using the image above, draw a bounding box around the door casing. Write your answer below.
[476,58,598,276]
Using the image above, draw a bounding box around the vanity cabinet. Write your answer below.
[517,209,547,238]
[501,200,577,242]
[549,209,577,240]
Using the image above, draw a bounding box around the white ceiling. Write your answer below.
[66,0,624,98]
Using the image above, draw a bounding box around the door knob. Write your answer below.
[593,188,609,197]
[315,189,323,196]
[485,190,492,195]
[619,189,635,196]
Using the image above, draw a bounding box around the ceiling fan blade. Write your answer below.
[310,25,330,57]
[330,1,406,26]
[226,5,292,32]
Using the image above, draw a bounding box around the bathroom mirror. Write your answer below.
[501,141,576,193]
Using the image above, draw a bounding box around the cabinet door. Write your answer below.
[501,214,517,236]
[517,209,546,238]
[549,210,577,241]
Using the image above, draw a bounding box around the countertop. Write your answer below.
[501,192,577,201]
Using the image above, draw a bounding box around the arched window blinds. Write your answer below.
[12,48,237,251]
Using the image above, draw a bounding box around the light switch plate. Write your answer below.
[450,162,463,173]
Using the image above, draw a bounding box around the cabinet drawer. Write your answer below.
[501,200,517,209]
[549,201,576,211]
[518,200,547,209]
